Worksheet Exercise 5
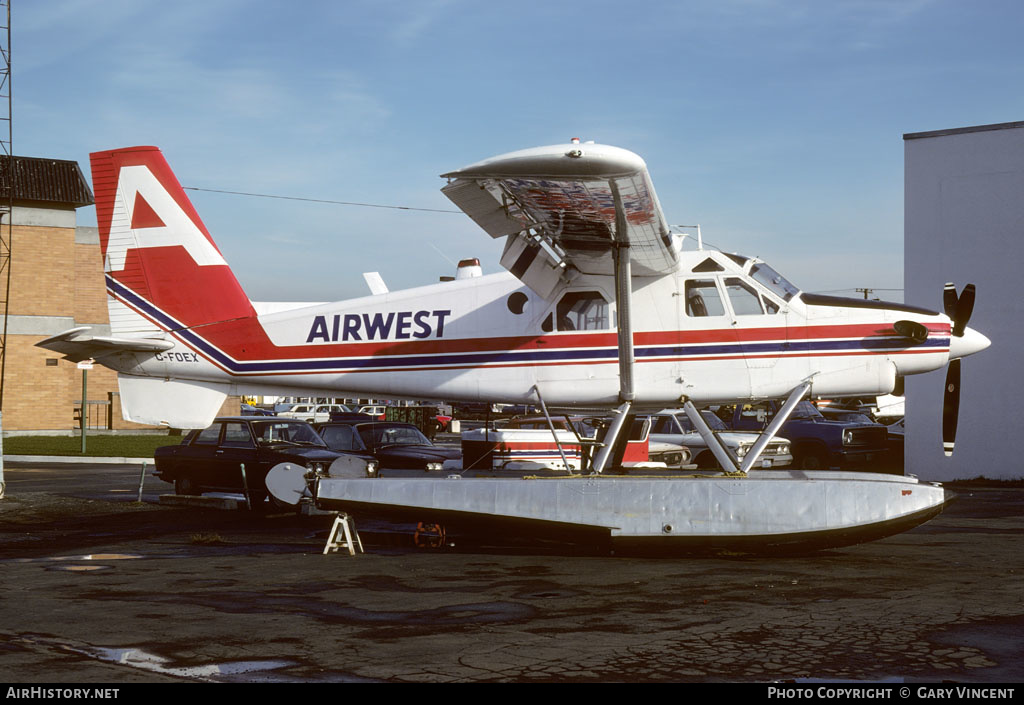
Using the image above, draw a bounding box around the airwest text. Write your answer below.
[306,310,452,343]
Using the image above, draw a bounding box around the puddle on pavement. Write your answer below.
[85,646,294,680]
[11,553,144,563]
[14,633,366,682]
[3,553,144,571]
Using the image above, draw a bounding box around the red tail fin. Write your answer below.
[90,146,254,330]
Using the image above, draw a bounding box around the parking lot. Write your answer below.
[1,460,1022,683]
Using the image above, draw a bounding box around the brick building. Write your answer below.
[2,155,235,433]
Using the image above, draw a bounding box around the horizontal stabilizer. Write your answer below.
[117,374,229,429]
[362,272,388,295]
[36,326,174,362]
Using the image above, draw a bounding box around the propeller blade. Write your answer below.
[952,283,976,337]
[943,282,958,320]
[942,359,961,457]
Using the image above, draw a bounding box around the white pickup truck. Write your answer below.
[648,409,793,470]
[277,403,351,423]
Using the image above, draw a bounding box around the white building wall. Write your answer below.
[904,122,1024,481]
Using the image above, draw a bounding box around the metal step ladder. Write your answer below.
[323,512,363,555]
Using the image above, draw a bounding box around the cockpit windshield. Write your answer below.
[749,262,800,302]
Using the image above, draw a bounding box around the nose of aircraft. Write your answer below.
[949,326,991,360]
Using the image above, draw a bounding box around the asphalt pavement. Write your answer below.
[1,460,1022,683]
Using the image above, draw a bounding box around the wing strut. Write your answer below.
[591,182,635,474]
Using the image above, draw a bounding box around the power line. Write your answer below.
[182,186,463,214]
[813,287,904,294]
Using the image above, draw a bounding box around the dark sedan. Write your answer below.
[155,417,365,501]
[315,421,461,471]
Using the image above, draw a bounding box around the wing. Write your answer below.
[441,142,680,298]
[36,326,174,362]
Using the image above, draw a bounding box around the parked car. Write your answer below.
[154,417,374,501]
[728,400,887,470]
[883,417,905,472]
[240,403,276,416]
[315,420,461,471]
[277,403,351,423]
[648,409,792,469]
[817,407,877,425]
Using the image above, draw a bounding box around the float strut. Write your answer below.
[533,385,574,473]
[683,401,740,473]
[740,381,812,473]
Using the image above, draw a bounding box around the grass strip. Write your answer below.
[4,434,184,458]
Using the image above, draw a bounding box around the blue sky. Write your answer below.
[17,1,1024,302]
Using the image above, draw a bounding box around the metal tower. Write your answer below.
[0,0,10,498]
[0,0,11,412]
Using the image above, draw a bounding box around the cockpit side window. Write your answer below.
[555,291,609,331]
[684,279,726,317]
[725,278,765,315]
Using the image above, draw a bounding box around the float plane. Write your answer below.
[38,141,990,552]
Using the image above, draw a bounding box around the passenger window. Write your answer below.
[222,422,254,448]
[725,278,764,315]
[684,280,725,317]
[193,424,222,445]
[556,291,609,331]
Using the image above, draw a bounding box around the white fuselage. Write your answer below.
[103,248,954,408]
